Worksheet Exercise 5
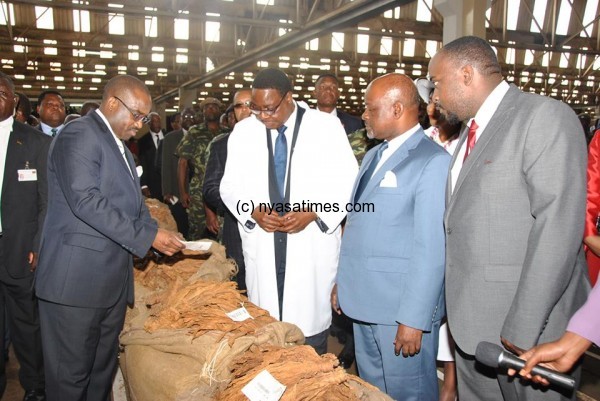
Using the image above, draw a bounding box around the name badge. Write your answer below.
[17,169,37,182]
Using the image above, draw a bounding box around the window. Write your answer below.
[145,15,157,37]
[0,2,15,26]
[174,18,189,40]
[332,32,344,52]
[206,21,220,42]
[108,13,124,35]
[73,9,90,32]
[35,6,54,30]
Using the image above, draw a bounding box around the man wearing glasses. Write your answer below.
[220,69,357,354]
[35,75,185,400]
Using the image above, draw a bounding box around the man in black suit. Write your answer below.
[158,107,196,238]
[35,75,185,401]
[313,73,362,369]
[138,112,164,200]
[203,89,251,290]
[0,72,48,401]
[313,74,363,135]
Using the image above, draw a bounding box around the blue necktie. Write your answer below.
[274,125,288,198]
[354,141,388,202]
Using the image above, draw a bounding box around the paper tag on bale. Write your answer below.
[226,304,252,322]
[242,370,286,401]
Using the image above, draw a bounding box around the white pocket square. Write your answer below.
[379,171,397,188]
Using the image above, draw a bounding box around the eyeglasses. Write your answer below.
[114,96,150,124]
[249,92,288,116]
[233,101,251,109]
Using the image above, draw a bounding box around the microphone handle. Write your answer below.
[500,352,575,391]
[530,364,575,390]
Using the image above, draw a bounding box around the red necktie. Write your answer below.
[463,119,478,162]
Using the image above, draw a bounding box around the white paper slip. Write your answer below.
[242,370,286,401]
[226,305,252,322]
[169,195,179,205]
[179,240,212,251]
[17,169,37,182]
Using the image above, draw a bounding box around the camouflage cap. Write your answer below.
[199,97,223,108]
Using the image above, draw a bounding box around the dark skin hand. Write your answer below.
[394,324,423,357]
[279,211,317,233]
[205,205,220,235]
[28,252,38,272]
[501,337,526,356]
[331,283,341,314]
[332,285,423,358]
[152,228,186,255]
[251,206,283,232]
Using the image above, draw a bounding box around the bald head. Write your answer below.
[362,73,420,141]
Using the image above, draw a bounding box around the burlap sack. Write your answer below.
[120,322,304,401]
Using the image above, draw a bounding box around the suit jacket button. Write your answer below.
[446,228,452,235]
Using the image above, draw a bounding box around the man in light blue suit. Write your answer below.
[333,73,450,400]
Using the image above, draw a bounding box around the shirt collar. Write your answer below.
[0,116,13,131]
[385,123,421,153]
[470,81,510,136]
[95,109,125,151]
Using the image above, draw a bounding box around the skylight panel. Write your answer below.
[357,34,369,54]
[581,0,598,37]
[380,36,392,55]
[416,0,433,22]
[206,21,220,42]
[73,10,90,32]
[108,13,124,35]
[35,6,54,30]
[530,0,547,33]
[332,32,344,52]
[174,18,189,40]
[556,0,572,36]
[0,3,15,26]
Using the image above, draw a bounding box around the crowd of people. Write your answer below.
[0,35,598,401]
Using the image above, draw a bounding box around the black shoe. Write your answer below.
[23,389,46,401]
[338,351,355,369]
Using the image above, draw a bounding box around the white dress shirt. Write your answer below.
[451,81,510,192]
[0,116,13,232]
[373,123,421,174]
[95,110,133,178]
[39,122,64,137]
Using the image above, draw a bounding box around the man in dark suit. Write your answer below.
[137,112,164,200]
[36,90,66,137]
[158,107,196,238]
[203,89,252,290]
[35,75,185,401]
[0,72,48,401]
[313,73,362,368]
[313,74,363,135]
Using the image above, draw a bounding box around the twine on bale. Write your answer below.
[200,339,230,386]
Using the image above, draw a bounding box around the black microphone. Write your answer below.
[475,341,575,391]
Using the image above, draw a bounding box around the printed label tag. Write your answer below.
[226,304,252,322]
[242,370,286,401]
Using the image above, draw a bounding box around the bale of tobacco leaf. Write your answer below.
[214,345,393,401]
[120,277,304,401]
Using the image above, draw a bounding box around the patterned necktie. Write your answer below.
[354,141,388,202]
[463,119,478,162]
[274,125,288,198]
[51,128,57,137]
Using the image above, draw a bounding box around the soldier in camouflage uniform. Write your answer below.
[347,127,381,166]
[176,97,229,240]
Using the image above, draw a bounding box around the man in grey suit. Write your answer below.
[428,36,590,400]
[35,75,184,401]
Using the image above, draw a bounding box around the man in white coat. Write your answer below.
[220,68,357,353]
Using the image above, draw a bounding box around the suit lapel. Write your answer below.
[2,127,24,205]
[446,85,519,215]
[356,131,423,202]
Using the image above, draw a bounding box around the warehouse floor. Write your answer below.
[2,338,598,400]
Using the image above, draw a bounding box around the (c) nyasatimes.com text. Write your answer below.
[235,200,375,215]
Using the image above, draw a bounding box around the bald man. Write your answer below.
[333,73,450,400]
